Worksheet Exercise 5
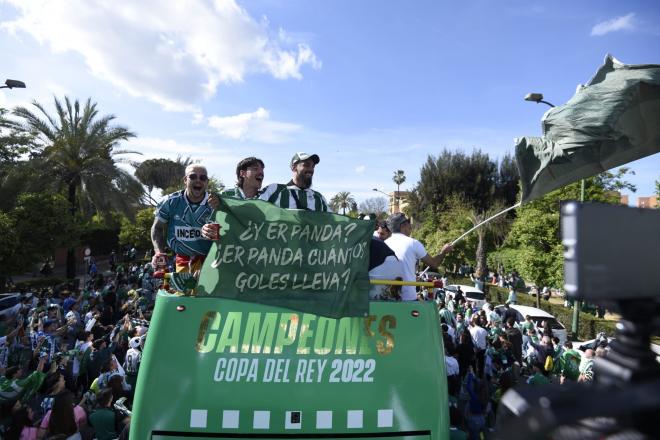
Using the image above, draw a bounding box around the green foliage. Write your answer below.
[12,96,142,217]
[392,170,406,188]
[11,96,143,277]
[134,158,186,192]
[0,108,35,165]
[501,171,635,289]
[329,191,356,215]
[410,150,519,274]
[0,192,78,278]
[207,176,225,195]
[119,207,155,252]
[411,149,519,215]
[655,178,660,207]
[413,198,476,271]
[0,212,18,274]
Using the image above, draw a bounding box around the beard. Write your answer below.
[297,170,313,189]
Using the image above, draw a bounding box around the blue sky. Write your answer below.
[1,0,658,206]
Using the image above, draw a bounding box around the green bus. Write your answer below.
[130,292,450,439]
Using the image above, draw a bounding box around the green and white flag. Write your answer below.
[516,54,660,202]
[196,197,373,318]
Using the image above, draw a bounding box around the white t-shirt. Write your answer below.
[385,233,427,301]
[469,325,488,350]
[368,255,404,300]
[73,340,91,376]
[445,355,459,376]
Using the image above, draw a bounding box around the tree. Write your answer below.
[358,197,388,217]
[12,96,142,278]
[0,109,37,210]
[392,170,406,210]
[0,193,78,291]
[411,150,520,281]
[655,178,659,207]
[134,156,195,195]
[499,170,636,306]
[0,108,35,165]
[329,191,356,215]
[135,158,184,193]
[469,203,512,280]
[119,208,155,252]
[411,150,518,215]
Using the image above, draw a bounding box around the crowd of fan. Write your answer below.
[429,283,605,440]
[0,261,157,439]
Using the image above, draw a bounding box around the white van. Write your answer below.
[443,284,486,309]
[495,304,567,345]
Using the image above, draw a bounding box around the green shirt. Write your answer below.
[221,186,253,200]
[521,321,535,333]
[527,372,550,386]
[89,407,117,440]
[560,349,581,380]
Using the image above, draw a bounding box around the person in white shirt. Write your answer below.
[468,317,488,377]
[384,213,453,301]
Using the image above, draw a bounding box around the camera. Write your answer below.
[561,201,660,302]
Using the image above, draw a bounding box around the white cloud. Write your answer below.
[591,13,636,36]
[207,107,301,143]
[125,136,241,166]
[1,0,321,111]
[355,165,366,173]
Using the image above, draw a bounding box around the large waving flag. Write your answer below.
[196,197,373,318]
[516,54,660,203]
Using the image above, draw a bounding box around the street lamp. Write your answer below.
[0,79,26,89]
[524,92,555,108]
[372,188,395,213]
[525,91,582,340]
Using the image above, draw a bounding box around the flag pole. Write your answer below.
[451,202,521,246]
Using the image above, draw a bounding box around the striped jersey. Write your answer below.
[124,348,142,375]
[221,186,255,200]
[155,190,214,256]
[259,182,331,212]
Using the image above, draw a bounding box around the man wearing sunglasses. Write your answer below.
[151,164,216,274]
[222,156,265,200]
[260,152,331,212]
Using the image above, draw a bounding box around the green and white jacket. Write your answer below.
[259,182,331,212]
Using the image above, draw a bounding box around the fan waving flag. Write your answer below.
[516,54,660,203]
[196,197,374,318]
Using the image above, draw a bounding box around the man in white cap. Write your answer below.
[260,152,331,212]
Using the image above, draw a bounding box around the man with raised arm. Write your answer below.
[260,152,331,212]
[151,163,217,274]
[221,156,265,200]
[384,212,453,301]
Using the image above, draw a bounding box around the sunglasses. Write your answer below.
[187,173,208,182]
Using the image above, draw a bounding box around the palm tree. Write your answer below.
[330,191,356,215]
[13,96,141,279]
[392,170,406,211]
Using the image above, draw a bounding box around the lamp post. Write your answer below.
[525,91,582,340]
[524,92,555,108]
[0,79,26,89]
[372,188,394,213]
